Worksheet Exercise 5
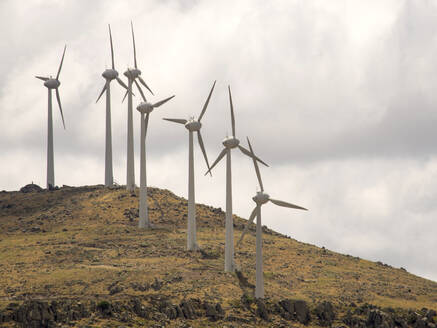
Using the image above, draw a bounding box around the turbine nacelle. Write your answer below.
[102,69,119,80]
[185,119,201,132]
[124,68,141,79]
[136,101,154,114]
[44,79,60,89]
[253,191,270,205]
[222,136,240,149]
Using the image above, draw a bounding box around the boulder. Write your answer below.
[256,299,270,321]
[315,301,336,326]
[180,299,196,319]
[294,300,311,324]
[278,299,310,324]
[204,301,224,321]
[366,309,394,328]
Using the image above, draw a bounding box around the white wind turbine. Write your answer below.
[206,86,268,272]
[35,45,67,190]
[237,138,308,299]
[96,24,128,187]
[123,21,154,191]
[136,92,175,228]
[163,81,216,250]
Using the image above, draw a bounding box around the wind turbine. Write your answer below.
[137,92,175,228]
[163,81,216,250]
[123,21,154,191]
[237,138,308,299]
[96,24,128,187]
[35,45,67,190]
[206,86,268,272]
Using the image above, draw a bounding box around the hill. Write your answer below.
[0,185,436,327]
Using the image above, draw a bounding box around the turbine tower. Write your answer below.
[206,86,268,272]
[237,138,307,299]
[96,24,128,187]
[124,21,154,191]
[163,81,216,250]
[137,93,175,228]
[35,45,67,190]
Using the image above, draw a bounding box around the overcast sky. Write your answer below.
[1,0,436,282]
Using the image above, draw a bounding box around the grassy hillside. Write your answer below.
[0,185,436,327]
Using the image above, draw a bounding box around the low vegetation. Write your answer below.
[0,184,436,327]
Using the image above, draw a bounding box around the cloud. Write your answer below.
[0,0,436,281]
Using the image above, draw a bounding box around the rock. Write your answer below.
[294,300,311,324]
[278,299,310,324]
[130,298,150,319]
[108,284,123,295]
[366,309,394,328]
[315,301,336,326]
[204,301,223,322]
[180,299,196,319]
[151,278,163,291]
[426,310,437,322]
[256,299,270,321]
[343,310,367,328]
[20,184,43,193]
[240,293,255,311]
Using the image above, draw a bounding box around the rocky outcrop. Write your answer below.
[277,299,311,324]
[0,296,435,327]
[20,183,43,193]
[366,309,394,328]
[315,301,336,326]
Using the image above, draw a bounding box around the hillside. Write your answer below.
[0,185,436,328]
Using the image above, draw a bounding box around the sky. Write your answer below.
[1,0,436,282]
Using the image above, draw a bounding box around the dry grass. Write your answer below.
[0,185,436,327]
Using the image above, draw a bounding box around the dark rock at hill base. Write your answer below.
[20,183,43,193]
[315,301,336,326]
[256,299,270,321]
[278,299,311,324]
[366,309,394,328]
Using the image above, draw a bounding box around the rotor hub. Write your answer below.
[102,69,119,80]
[137,101,154,114]
[185,120,201,132]
[253,191,270,205]
[124,68,141,79]
[44,79,60,89]
[222,136,240,149]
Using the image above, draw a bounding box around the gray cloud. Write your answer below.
[0,0,436,281]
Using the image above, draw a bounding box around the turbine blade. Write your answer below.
[56,45,67,80]
[238,145,268,167]
[116,77,128,90]
[138,76,154,95]
[35,76,49,81]
[122,89,129,103]
[131,21,137,68]
[198,80,216,122]
[269,198,308,211]
[153,95,175,108]
[205,148,226,175]
[108,24,115,70]
[96,82,107,103]
[55,89,66,129]
[247,137,264,192]
[237,206,258,247]
[228,85,236,137]
[162,118,187,124]
[197,131,211,176]
[134,79,146,102]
